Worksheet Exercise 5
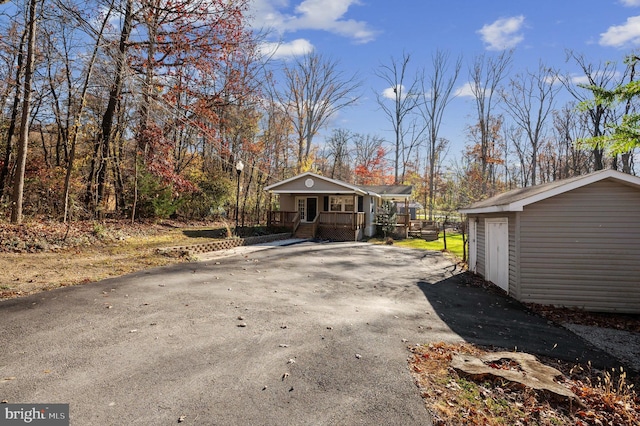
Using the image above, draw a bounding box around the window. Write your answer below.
[329,196,354,212]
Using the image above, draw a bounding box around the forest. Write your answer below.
[0,0,638,226]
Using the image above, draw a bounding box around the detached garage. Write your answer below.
[459,169,640,313]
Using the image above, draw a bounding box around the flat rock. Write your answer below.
[451,351,578,401]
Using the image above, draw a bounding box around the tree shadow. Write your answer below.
[417,272,621,371]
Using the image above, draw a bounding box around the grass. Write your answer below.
[373,232,466,260]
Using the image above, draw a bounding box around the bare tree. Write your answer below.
[419,49,461,219]
[562,51,624,171]
[56,0,116,222]
[375,52,422,184]
[468,50,512,189]
[85,0,133,215]
[552,103,591,178]
[501,62,560,185]
[0,22,27,200]
[503,122,531,186]
[274,52,361,172]
[323,128,352,181]
[11,0,38,224]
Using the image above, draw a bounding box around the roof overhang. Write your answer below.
[459,169,640,214]
[264,172,414,198]
[264,172,369,195]
[268,189,368,195]
[459,204,524,214]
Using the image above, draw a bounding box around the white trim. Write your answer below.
[460,170,640,214]
[329,195,356,212]
[295,196,318,222]
[468,219,477,273]
[265,172,369,195]
[268,190,361,194]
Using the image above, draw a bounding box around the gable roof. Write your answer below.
[459,169,640,214]
[264,172,368,195]
[264,172,412,198]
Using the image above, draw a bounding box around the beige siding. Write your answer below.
[518,180,640,313]
[279,194,295,211]
[272,176,355,193]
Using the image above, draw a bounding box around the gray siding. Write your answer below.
[518,180,640,313]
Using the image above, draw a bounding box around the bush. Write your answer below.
[177,173,233,220]
[135,171,183,219]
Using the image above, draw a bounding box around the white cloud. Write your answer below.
[600,15,640,47]
[454,82,477,98]
[250,0,378,44]
[477,16,525,51]
[621,0,640,6]
[381,85,406,100]
[543,74,562,85]
[567,71,622,86]
[568,74,591,86]
[259,39,315,60]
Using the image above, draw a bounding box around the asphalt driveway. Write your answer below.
[0,242,620,425]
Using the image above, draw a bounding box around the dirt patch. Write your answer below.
[0,219,232,299]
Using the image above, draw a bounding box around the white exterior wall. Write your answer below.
[364,196,377,237]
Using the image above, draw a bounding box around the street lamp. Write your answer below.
[235,160,244,235]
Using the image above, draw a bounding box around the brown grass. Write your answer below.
[409,342,640,425]
[0,220,226,299]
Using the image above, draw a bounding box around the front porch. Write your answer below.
[268,211,367,241]
[268,210,410,241]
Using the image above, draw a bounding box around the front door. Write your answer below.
[306,198,317,222]
[296,197,318,222]
[485,218,509,292]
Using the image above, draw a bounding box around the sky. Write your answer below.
[249,0,640,164]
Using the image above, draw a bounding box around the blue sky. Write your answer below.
[250,0,640,161]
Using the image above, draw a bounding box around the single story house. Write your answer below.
[459,169,640,314]
[264,172,412,241]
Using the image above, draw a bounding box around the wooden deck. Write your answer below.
[408,220,439,241]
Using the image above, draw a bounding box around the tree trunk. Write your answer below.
[62,2,113,222]
[0,28,26,200]
[10,0,37,224]
[86,0,132,216]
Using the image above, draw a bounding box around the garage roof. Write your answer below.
[459,169,640,214]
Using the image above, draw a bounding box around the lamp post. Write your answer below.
[235,160,244,235]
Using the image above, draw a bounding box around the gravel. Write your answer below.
[562,323,640,373]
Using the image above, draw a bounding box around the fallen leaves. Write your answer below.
[527,303,640,333]
[408,342,640,426]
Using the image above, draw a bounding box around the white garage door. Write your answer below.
[485,218,509,292]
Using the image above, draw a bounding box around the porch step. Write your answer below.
[294,223,315,239]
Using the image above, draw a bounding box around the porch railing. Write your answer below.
[268,211,299,227]
[318,212,365,230]
[269,211,365,230]
[292,212,301,234]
